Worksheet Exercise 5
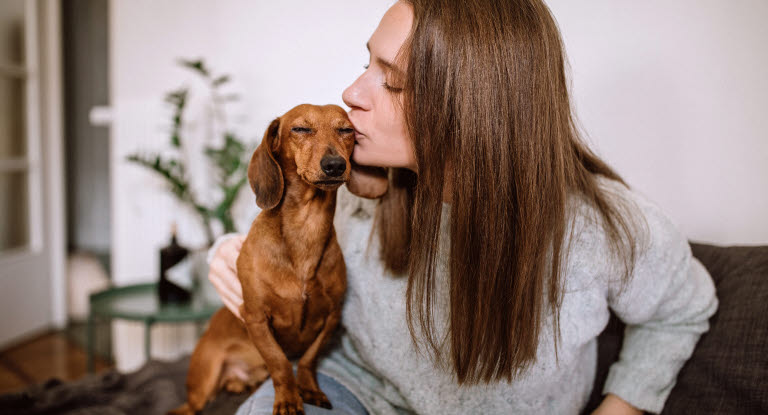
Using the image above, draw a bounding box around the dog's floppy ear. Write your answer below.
[347,159,389,199]
[248,117,284,210]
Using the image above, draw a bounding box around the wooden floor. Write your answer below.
[0,329,114,395]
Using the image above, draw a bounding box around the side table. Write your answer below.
[87,282,221,372]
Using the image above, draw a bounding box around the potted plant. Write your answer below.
[126,58,253,247]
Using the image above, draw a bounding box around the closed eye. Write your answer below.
[338,128,354,134]
[291,127,312,133]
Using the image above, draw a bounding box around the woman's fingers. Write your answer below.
[208,263,240,302]
[209,238,244,297]
[222,236,243,262]
[222,296,244,321]
[218,242,244,297]
[211,257,241,299]
[207,234,246,323]
[209,265,244,322]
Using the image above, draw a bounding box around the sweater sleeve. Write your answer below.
[601,197,719,414]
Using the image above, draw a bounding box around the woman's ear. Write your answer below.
[248,117,284,209]
[347,159,389,199]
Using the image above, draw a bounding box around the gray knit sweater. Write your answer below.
[211,176,718,414]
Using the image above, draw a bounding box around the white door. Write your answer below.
[0,0,66,347]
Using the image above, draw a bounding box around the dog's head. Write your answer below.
[248,104,389,210]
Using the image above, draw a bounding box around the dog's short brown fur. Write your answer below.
[168,104,388,415]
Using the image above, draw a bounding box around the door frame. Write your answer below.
[40,0,67,331]
[0,0,66,348]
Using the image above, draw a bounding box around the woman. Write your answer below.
[208,1,718,414]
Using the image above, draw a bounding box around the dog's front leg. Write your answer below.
[240,305,304,415]
[296,308,342,409]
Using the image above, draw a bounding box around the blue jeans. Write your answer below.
[235,372,369,415]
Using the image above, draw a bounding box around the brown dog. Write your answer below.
[168,104,388,415]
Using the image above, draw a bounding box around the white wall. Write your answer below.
[109,0,768,370]
[547,0,768,245]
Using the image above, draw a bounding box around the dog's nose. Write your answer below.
[320,155,346,177]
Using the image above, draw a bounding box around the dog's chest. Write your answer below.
[269,280,333,354]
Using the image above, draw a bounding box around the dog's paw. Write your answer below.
[273,389,305,415]
[223,378,247,393]
[166,403,195,415]
[299,387,332,409]
[272,402,304,415]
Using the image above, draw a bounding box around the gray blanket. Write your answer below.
[0,354,248,415]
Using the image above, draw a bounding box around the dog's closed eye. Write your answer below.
[292,127,312,133]
[338,128,354,134]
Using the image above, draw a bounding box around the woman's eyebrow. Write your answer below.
[366,41,404,77]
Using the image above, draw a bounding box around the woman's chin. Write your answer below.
[352,148,373,166]
[352,146,405,170]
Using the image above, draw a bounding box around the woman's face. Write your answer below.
[342,1,418,174]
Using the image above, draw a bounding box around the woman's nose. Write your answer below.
[342,74,368,111]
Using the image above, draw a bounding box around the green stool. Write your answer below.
[87,282,221,372]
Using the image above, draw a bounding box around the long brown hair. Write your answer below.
[371,0,649,385]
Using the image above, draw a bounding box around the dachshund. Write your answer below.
[168,104,388,415]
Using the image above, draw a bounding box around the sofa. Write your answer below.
[1,241,765,415]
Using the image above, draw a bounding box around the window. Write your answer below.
[0,0,42,254]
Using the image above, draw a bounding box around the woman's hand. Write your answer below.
[207,234,247,322]
[591,393,644,415]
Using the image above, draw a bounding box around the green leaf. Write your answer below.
[125,152,191,201]
[165,88,188,106]
[212,75,230,87]
[178,58,209,77]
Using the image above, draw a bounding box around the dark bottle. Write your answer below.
[158,223,192,304]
